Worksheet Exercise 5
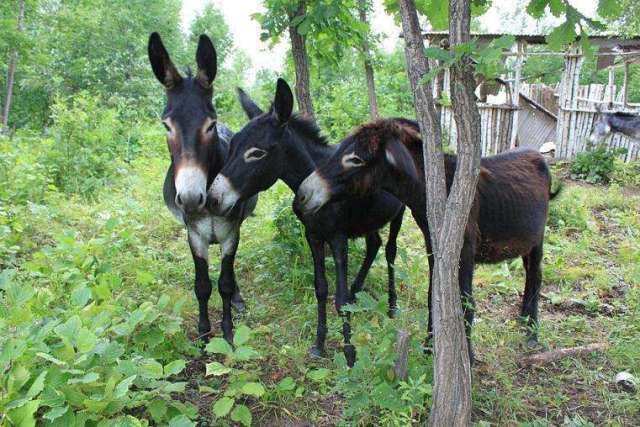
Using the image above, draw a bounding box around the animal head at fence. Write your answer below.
[148,32,219,215]
[296,119,420,215]
[590,106,640,145]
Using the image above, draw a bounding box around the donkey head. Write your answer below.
[148,32,219,215]
[589,104,612,144]
[296,120,419,214]
[209,78,294,216]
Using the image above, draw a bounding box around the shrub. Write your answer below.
[570,143,627,184]
[611,160,640,187]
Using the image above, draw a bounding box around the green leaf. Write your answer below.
[277,376,296,392]
[230,404,252,427]
[76,327,97,353]
[138,359,163,379]
[168,415,196,427]
[212,396,235,418]
[164,359,186,377]
[114,375,136,398]
[26,371,47,398]
[7,399,40,427]
[205,361,231,376]
[67,372,99,384]
[597,0,620,19]
[42,405,68,422]
[233,346,260,361]
[205,338,233,356]
[307,368,331,382]
[546,20,577,50]
[71,284,91,307]
[147,399,167,422]
[424,47,451,62]
[233,325,251,346]
[241,382,265,398]
[548,0,564,16]
[526,0,549,18]
[54,315,81,342]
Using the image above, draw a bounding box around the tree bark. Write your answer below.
[2,0,25,130]
[358,0,379,120]
[398,0,478,425]
[288,1,315,120]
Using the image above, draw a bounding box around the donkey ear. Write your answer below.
[595,103,602,113]
[148,32,182,89]
[384,139,419,182]
[237,88,263,119]
[272,78,294,123]
[196,34,217,88]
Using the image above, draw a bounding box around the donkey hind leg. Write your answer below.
[218,231,240,343]
[459,237,476,363]
[385,207,404,318]
[307,233,329,358]
[330,235,356,367]
[349,232,381,303]
[521,243,543,349]
[188,232,212,341]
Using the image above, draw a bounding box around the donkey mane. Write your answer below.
[286,113,329,146]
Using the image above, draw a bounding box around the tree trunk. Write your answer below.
[398,0,478,425]
[288,1,315,120]
[358,0,379,120]
[2,0,25,130]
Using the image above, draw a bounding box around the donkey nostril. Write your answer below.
[198,193,204,205]
[176,194,183,206]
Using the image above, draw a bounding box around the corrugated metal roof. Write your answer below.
[416,31,640,47]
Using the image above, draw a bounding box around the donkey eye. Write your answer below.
[206,122,217,133]
[244,147,267,162]
[162,122,171,132]
[342,153,365,168]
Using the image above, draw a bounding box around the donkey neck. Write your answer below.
[609,113,640,140]
[279,126,335,192]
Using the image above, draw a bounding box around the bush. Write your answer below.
[570,143,627,184]
[611,160,640,187]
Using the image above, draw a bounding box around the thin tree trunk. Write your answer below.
[288,1,315,120]
[2,0,25,130]
[398,0,477,425]
[358,0,379,120]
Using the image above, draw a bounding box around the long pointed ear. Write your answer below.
[595,103,602,114]
[272,78,294,123]
[148,32,182,89]
[237,88,263,119]
[196,34,217,88]
[384,139,419,182]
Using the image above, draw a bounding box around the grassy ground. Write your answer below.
[2,147,639,426]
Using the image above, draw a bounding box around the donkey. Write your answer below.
[297,118,560,358]
[147,32,257,343]
[208,79,405,366]
[590,106,640,143]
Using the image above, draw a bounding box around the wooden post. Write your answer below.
[607,65,615,109]
[509,40,524,149]
[622,61,629,109]
[556,45,583,159]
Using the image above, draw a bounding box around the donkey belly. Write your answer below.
[475,236,540,263]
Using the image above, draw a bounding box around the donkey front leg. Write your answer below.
[330,235,356,367]
[306,233,329,358]
[188,232,212,340]
[218,232,240,343]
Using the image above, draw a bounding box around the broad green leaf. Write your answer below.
[71,284,91,307]
[147,399,167,423]
[424,47,451,62]
[42,405,68,422]
[67,372,99,384]
[26,370,47,398]
[54,315,81,342]
[205,338,233,356]
[546,20,577,50]
[168,414,196,427]
[307,368,330,382]
[230,404,252,427]
[76,327,97,353]
[205,361,231,376]
[138,359,163,379]
[36,352,66,366]
[114,375,136,398]
[212,396,234,418]
[241,382,265,398]
[233,346,260,361]
[164,359,186,376]
[233,325,251,346]
[7,399,40,427]
[277,377,296,392]
[526,0,548,18]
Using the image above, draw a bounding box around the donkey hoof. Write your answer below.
[388,306,399,319]
[231,295,246,312]
[198,323,211,342]
[526,337,539,350]
[309,345,326,359]
[344,344,357,367]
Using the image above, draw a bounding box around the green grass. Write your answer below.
[1,145,639,425]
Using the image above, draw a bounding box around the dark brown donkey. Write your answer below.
[148,33,257,343]
[296,118,560,357]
